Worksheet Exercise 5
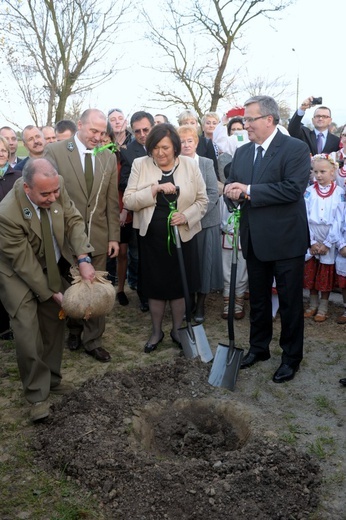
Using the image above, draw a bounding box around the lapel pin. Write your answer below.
[23,208,32,219]
[54,209,58,214]
[67,141,74,151]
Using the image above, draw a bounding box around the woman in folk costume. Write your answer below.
[304,153,345,322]
[335,124,346,192]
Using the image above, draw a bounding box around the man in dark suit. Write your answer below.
[45,109,120,362]
[0,158,95,421]
[119,111,154,191]
[225,95,310,383]
[119,111,154,311]
[288,96,340,155]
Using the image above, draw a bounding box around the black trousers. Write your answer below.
[0,299,10,333]
[246,239,305,368]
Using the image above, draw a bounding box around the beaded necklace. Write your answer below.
[313,181,337,198]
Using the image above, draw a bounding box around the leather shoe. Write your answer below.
[336,312,346,324]
[30,400,50,422]
[140,301,149,312]
[86,347,111,362]
[272,363,299,383]
[50,382,75,395]
[144,331,164,353]
[67,333,82,351]
[339,378,346,386]
[116,291,129,306]
[240,350,270,369]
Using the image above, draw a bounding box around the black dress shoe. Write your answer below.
[140,301,149,312]
[116,291,129,306]
[0,330,14,341]
[339,378,346,386]
[144,332,164,353]
[272,363,299,383]
[67,333,82,351]
[240,351,270,369]
[170,330,182,349]
[86,347,111,362]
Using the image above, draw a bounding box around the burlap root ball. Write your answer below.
[62,268,115,320]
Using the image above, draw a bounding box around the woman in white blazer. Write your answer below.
[123,124,208,353]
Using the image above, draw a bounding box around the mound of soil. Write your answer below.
[33,358,321,519]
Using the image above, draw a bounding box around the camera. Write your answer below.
[311,97,322,106]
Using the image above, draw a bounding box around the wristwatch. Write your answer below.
[77,256,92,265]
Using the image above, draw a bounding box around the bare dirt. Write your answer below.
[1,288,346,519]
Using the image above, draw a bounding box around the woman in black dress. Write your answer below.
[123,124,208,353]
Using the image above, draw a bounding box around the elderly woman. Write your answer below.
[177,110,219,179]
[123,124,208,353]
[0,135,21,340]
[177,125,223,322]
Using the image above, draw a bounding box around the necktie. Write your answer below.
[252,145,264,182]
[317,133,324,154]
[84,151,93,196]
[40,208,61,293]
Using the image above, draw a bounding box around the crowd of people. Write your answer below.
[0,94,345,422]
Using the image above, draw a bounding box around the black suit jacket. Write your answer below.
[288,111,340,155]
[197,136,219,179]
[228,130,310,262]
[119,140,147,192]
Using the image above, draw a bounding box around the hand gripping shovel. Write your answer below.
[173,225,213,364]
[208,196,244,390]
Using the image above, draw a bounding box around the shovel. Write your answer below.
[173,225,213,363]
[208,196,244,390]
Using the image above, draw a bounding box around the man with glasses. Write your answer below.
[119,111,154,192]
[119,111,154,311]
[288,96,340,154]
[224,95,310,383]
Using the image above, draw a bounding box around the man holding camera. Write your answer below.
[288,96,340,155]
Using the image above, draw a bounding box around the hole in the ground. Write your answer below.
[132,398,251,459]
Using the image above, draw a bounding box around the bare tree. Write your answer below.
[240,72,293,126]
[143,0,291,117]
[0,0,131,125]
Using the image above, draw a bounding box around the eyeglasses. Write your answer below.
[242,115,270,124]
[313,115,330,119]
[134,128,151,135]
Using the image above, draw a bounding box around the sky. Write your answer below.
[1,0,346,129]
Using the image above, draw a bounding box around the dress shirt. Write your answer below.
[74,133,96,171]
[247,128,278,196]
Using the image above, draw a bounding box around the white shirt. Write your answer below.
[75,133,96,172]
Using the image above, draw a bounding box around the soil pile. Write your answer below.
[33,358,321,520]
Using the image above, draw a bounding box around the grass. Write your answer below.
[279,422,308,446]
[308,436,336,459]
[314,395,337,415]
[0,431,106,519]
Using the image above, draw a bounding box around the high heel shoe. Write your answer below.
[144,331,164,353]
[170,330,182,349]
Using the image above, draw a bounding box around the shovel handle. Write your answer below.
[173,225,192,323]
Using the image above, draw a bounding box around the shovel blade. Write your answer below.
[208,343,244,390]
[179,323,213,363]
